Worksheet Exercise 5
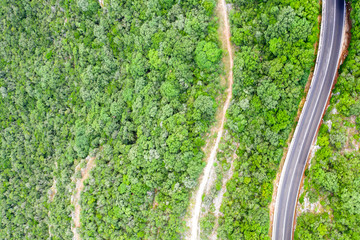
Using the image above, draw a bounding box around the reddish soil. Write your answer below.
[268,3,323,236]
[291,2,352,237]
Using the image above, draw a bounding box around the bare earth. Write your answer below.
[209,143,239,240]
[48,176,57,238]
[71,155,97,240]
[187,0,233,238]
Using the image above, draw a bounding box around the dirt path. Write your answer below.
[71,155,97,240]
[187,0,233,238]
[48,162,58,239]
[98,0,104,7]
[209,144,238,240]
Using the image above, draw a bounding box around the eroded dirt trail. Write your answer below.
[48,169,57,239]
[209,143,238,240]
[187,0,233,238]
[71,155,97,240]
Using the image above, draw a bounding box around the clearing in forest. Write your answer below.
[71,154,97,240]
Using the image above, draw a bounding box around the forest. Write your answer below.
[295,0,360,239]
[0,0,223,239]
[1,0,359,239]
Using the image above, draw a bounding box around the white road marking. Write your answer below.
[271,0,329,236]
[272,0,348,239]
[289,0,346,235]
[281,1,336,237]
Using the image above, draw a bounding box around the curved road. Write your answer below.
[273,0,345,239]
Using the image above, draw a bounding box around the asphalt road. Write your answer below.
[272,0,345,239]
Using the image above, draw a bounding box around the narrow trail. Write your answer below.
[98,0,104,7]
[48,176,57,239]
[71,155,97,240]
[187,0,233,238]
[209,144,239,240]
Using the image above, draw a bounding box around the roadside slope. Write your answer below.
[295,2,354,239]
[272,0,346,239]
[215,1,320,239]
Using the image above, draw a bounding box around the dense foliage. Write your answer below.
[0,0,222,239]
[295,1,360,239]
[217,0,319,239]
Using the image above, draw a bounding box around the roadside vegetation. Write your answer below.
[0,0,223,239]
[215,0,319,239]
[295,1,360,239]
